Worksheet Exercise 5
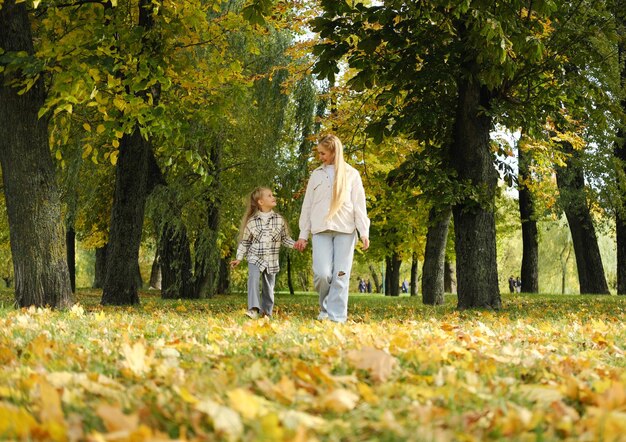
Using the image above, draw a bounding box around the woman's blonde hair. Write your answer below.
[318,134,347,220]
[238,187,269,241]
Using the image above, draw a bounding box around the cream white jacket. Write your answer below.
[298,163,370,240]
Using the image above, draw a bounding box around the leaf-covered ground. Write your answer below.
[0,289,625,441]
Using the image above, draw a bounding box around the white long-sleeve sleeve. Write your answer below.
[298,175,315,240]
[351,172,370,238]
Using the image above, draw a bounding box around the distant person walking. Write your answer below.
[230,187,296,319]
[508,276,515,293]
[294,134,370,323]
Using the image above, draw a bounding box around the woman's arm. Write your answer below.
[298,174,315,240]
[352,172,370,247]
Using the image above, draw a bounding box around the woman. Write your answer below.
[294,134,370,322]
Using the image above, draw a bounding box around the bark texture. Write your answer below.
[149,254,161,290]
[422,207,451,305]
[66,226,76,293]
[517,138,539,293]
[616,26,626,295]
[410,252,418,296]
[159,221,194,299]
[555,144,609,294]
[0,0,73,308]
[384,253,401,297]
[93,245,107,289]
[101,131,151,305]
[451,75,501,310]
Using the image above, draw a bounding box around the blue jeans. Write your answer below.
[312,231,357,322]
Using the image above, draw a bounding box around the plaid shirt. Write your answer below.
[236,211,295,274]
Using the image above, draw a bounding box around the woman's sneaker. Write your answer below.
[245,309,259,319]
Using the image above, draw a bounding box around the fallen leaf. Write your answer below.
[347,347,397,382]
[227,388,264,419]
[319,388,359,412]
[96,404,139,433]
[195,399,243,441]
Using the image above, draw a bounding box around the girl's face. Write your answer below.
[257,189,276,212]
[317,145,335,165]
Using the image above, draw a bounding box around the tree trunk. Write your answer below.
[410,252,418,297]
[517,136,539,293]
[66,226,76,293]
[159,221,194,299]
[93,245,107,289]
[101,130,152,305]
[617,130,626,294]
[135,262,144,289]
[450,75,501,310]
[616,28,626,295]
[0,1,73,308]
[444,260,456,293]
[560,238,572,295]
[194,199,221,298]
[422,207,451,305]
[385,253,401,297]
[287,254,295,295]
[555,144,609,294]
[194,137,222,298]
[149,254,161,290]
[368,263,381,293]
[217,257,230,295]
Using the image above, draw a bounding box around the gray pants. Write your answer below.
[248,263,276,315]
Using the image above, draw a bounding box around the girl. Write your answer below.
[231,187,295,318]
[294,134,370,323]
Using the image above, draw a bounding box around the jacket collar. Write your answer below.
[252,210,276,220]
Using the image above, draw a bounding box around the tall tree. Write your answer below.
[517,135,539,293]
[0,0,73,308]
[422,208,451,305]
[555,142,610,294]
[615,4,626,295]
[101,0,161,305]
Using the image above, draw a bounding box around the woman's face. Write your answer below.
[317,145,335,165]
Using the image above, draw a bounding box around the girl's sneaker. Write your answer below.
[245,309,259,319]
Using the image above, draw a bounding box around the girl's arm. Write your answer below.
[235,224,253,261]
[280,220,296,249]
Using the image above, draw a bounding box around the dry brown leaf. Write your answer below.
[347,347,397,382]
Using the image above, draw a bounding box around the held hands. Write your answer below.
[293,239,308,252]
[293,237,369,251]
[229,259,241,269]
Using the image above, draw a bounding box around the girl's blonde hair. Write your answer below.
[318,134,347,220]
[238,187,270,241]
[237,187,291,241]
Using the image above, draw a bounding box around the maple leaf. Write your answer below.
[120,342,153,377]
